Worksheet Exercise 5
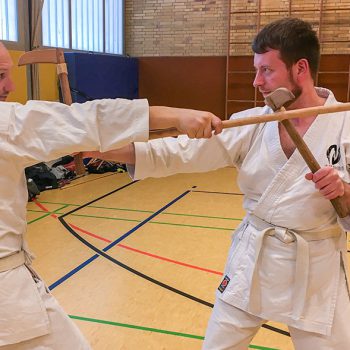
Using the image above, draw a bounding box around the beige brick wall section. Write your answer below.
[125,0,350,56]
[125,1,227,56]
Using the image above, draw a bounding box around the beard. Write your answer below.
[288,70,302,100]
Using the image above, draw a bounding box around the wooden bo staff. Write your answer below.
[149,101,350,139]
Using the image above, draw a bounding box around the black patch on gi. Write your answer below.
[326,145,341,165]
[218,275,230,293]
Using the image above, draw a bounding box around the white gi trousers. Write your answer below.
[202,254,350,350]
[203,217,350,350]
[129,88,350,349]
[0,98,149,347]
[1,266,91,350]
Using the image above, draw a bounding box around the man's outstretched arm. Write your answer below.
[83,106,223,164]
[83,144,136,164]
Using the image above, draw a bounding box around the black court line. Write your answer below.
[56,183,290,338]
[58,215,290,337]
[51,186,193,289]
[192,190,244,196]
[61,180,138,216]
[59,214,213,307]
[262,324,290,337]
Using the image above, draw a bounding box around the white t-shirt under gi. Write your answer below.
[132,88,350,336]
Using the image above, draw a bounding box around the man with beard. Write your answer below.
[88,18,350,349]
[0,41,222,349]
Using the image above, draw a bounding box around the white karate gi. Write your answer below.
[131,88,350,349]
[0,98,148,349]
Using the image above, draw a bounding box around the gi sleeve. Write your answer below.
[3,98,149,166]
[338,116,350,231]
[130,111,265,180]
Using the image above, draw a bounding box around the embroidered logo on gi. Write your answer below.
[218,275,230,293]
[326,145,341,165]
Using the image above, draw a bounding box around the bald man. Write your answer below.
[0,42,222,349]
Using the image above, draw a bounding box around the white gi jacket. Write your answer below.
[132,88,350,336]
[0,98,148,345]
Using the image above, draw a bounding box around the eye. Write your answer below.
[0,72,6,80]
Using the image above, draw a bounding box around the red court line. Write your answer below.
[33,200,223,276]
[34,200,58,218]
[70,223,112,243]
[117,244,222,275]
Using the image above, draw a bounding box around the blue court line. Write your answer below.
[49,190,191,290]
[51,187,290,338]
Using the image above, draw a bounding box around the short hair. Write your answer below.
[252,18,320,81]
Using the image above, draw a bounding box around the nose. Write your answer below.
[253,70,263,88]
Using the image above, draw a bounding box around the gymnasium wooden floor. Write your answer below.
[26,167,349,350]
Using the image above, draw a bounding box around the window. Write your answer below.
[42,0,124,54]
[0,0,18,42]
[0,0,27,50]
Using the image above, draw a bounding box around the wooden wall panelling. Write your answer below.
[138,56,227,119]
[226,56,264,116]
[318,54,350,102]
[226,1,350,117]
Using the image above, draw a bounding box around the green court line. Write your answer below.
[39,200,80,206]
[36,200,242,222]
[27,212,51,224]
[66,213,235,231]
[69,315,203,339]
[150,220,234,231]
[249,346,280,350]
[27,205,70,224]
[69,315,280,350]
[92,205,241,221]
[163,211,241,221]
[27,209,236,231]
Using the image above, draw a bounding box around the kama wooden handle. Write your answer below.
[280,118,348,218]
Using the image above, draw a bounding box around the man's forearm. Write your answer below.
[149,106,222,138]
[149,106,179,130]
[83,144,136,164]
[81,105,222,166]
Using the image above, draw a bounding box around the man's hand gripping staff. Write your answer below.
[149,106,223,139]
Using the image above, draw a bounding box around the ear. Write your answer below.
[294,58,309,79]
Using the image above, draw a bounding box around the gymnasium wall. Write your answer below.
[125,1,350,56]
[138,56,226,117]
[125,1,227,56]
[125,0,350,118]
[7,0,350,114]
